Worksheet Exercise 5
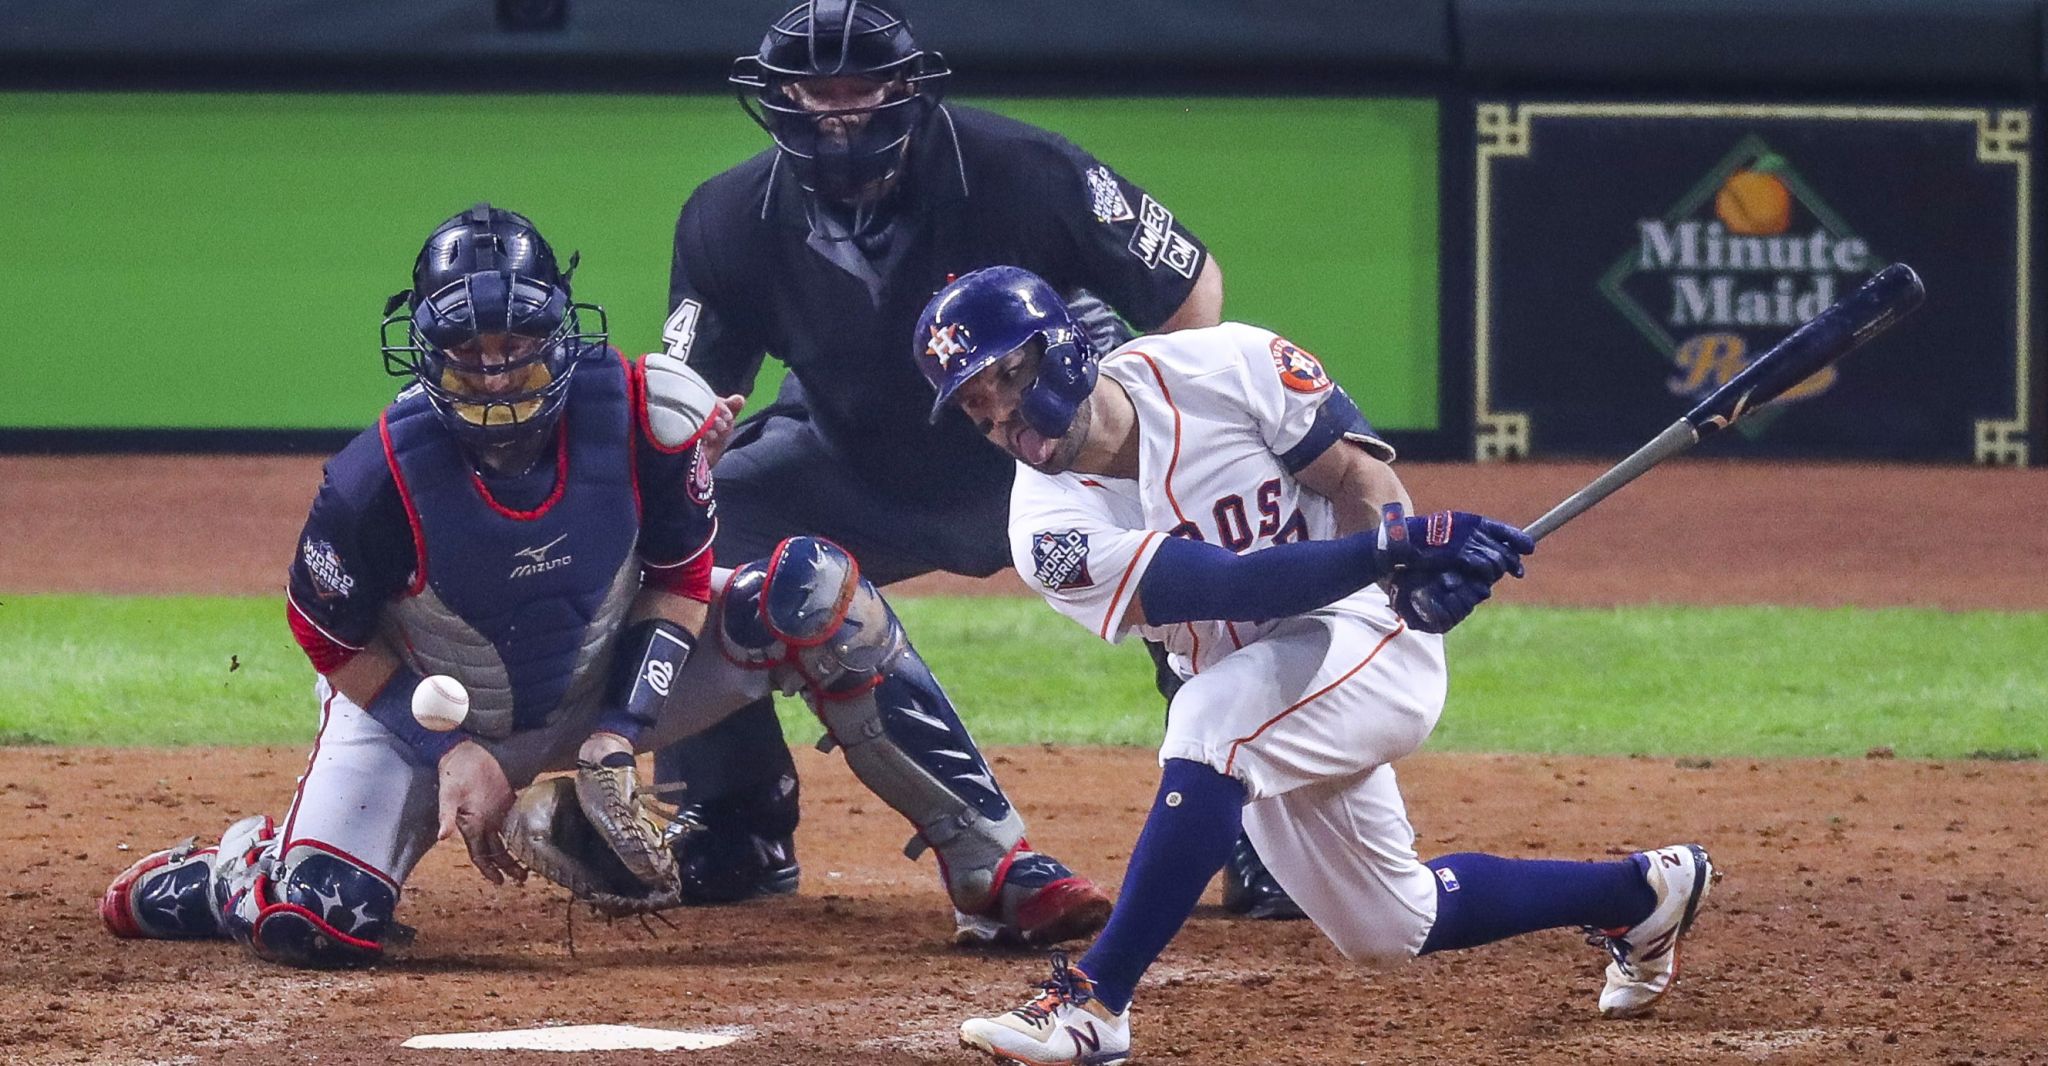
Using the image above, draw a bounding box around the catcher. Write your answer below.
[97,204,1110,966]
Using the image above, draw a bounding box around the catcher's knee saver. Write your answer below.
[724,537,1026,912]
[218,833,400,968]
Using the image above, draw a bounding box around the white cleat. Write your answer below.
[1590,843,1717,1018]
[960,952,1131,1065]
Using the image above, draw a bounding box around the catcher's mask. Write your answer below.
[916,265,1099,440]
[731,0,949,238]
[380,203,607,453]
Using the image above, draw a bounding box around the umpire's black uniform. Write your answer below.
[659,103,1209,893]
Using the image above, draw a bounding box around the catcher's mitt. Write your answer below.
[504,777,698,917]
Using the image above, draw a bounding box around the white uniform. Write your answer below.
[1008,322,1449,964]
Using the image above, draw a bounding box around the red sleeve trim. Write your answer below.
[643,543,714,602]
[286,596,359,674]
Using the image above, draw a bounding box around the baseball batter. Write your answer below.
[917,267,1718,1065]
[96,209,1108,967]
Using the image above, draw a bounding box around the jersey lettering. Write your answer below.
[1255,479,1282,538]
[661,299,702,360]
[1213,495,1253,552]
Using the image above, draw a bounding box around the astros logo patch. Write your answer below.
[926,322,972,369]
[1269,337,1332,393]
[1031,529,1093,591]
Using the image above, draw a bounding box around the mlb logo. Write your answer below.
[1435,867,1461,892]
[1031,529,1093,591]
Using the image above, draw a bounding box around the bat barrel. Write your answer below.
[1682,262,1924,436]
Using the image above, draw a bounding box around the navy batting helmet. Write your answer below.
[380,203,606,452]
[731,1,949,218]
[916,266,1099,439]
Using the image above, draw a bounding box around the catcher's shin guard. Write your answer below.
[724,539,1109,943]
[215,830,403,969]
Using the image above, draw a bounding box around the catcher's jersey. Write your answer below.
[1008,322,1392,675]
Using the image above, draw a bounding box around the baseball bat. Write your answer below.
[1524,262,1925,542]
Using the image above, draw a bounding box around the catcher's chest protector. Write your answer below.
[380,361,640,736]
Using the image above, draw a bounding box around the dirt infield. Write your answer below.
[3,455,2047,1064]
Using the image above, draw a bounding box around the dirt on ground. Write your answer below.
[2,455,2046,1065]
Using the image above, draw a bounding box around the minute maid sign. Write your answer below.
[1599,136,1879,414]
[1472,102,2031,464]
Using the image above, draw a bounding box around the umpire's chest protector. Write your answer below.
[378,357,641,737]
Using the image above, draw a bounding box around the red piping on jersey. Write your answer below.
[1130,351,1191,526]
[624,353,645,523]
[464,426,569,521]
[1225,621,1245,651]
[1098,530,1163,640]
[1223,622,1408,776]
[279,690,335,852]
[379,413,431,596]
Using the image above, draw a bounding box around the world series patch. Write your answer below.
[1086,165,1134,224]
[301,537,355,600]
[1031,529,1093,591]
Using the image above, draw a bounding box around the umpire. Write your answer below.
[656,0,1297,919]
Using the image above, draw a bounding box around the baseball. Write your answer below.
[410,674,470,733]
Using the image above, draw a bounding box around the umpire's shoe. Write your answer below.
[1589,843,1717,1018]
[673,774,801,905]
[1219,833,1306,920]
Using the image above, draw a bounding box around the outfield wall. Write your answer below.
[0,94,1440,435]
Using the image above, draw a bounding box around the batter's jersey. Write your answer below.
[1008,323,1393,675]
[666,105,1208,502]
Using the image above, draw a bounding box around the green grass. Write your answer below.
[0,595,2041,759]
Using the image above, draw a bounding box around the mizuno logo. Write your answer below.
[510,534,572,579]
[514,533,568,564]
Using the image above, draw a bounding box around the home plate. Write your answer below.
[402,1024,741,1051]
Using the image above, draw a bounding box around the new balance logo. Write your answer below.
[1066,1022,1101,1054]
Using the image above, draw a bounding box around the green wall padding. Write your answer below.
[2,94,1437,431]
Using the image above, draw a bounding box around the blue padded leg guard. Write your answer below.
[724,538,1025,913]
[218,838,403,968]
[1418,852,1656,954]
[1079,758,1245,1014]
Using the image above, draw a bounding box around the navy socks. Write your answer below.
[1419,852,1657,954]
[1079,758,1245,1014]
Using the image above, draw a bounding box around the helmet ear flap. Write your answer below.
[1016,330,1099,440]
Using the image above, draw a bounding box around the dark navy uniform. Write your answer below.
[287,351,717,685]
[659,102,1209,895]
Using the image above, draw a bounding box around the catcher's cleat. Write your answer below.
[960,951,1130,1065]
[101,838,225,940]
[1218,833,1306,921]
[954,848,1113,948]
[1588,843,1717,1018]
